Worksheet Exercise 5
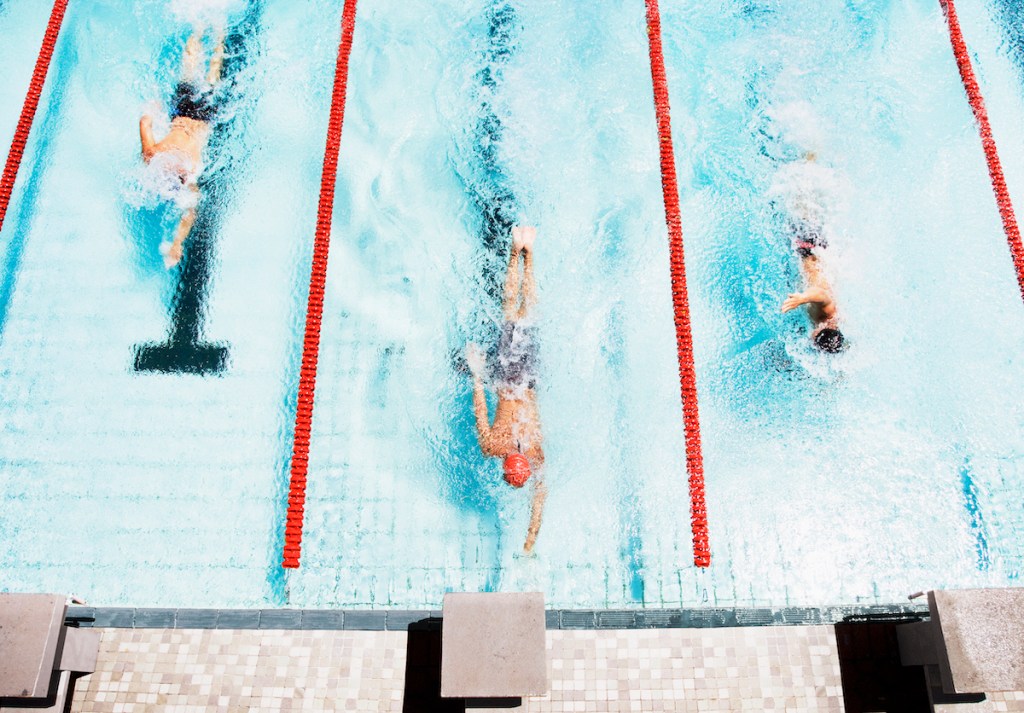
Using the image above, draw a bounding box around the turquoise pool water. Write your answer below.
[0,0,1022,609]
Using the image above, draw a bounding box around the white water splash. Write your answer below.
[767,156,849,239]
[767,99,827,156]
[124,158,200,211]
[169,0,244,26]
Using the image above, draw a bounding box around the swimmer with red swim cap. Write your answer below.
[467,226,547,554]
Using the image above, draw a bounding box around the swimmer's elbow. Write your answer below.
[805,287,832,307]
[139,121,156,159]
[479,432,506,458]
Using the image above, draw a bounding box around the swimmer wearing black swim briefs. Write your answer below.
[138,25,225,268]
[494,321,539,392]
[791,222,828,259]
[778,155,846,353]
[170,82,218,123]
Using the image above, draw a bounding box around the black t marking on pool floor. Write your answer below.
[133,202,229,375]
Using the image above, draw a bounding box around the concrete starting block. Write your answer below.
[898,589,1024,695]
[0,593,99,713]
[441,592,548,702]
[0,594,67,699]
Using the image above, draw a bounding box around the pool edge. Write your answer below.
[65,604,929,630]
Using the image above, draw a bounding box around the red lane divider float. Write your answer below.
[282,0,360,569]
[940,0,1024,302]
[0,0,70,234]
[643,0,710,567]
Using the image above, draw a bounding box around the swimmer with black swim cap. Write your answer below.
[467,226,547,554]
[777,152,847,352]
[780,250,845,353]
[139,23,226,268]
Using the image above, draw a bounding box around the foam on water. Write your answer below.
[764,100,827,156]
[767,155,849,239]
[169,0,245,27]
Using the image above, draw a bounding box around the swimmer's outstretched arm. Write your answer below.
[166,206,197,268]
[781,287,833,313]
[467,343,497,455]
[523,478,547,553]
[139,116,157,160]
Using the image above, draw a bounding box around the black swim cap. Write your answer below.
[814,328,845,353]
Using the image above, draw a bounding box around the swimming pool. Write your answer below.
[0,0,1022,609]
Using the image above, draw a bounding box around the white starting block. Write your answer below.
[441,592,548,705]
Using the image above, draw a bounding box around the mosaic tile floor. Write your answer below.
[68,625,1024,712]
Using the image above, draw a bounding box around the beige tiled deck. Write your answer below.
[68,626,1024,712]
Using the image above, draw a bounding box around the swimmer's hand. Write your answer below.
[466,343,486,378]
[781,292,808,313]
[782,287,833,313]
[512,225,536,253]
[160,241,183,269]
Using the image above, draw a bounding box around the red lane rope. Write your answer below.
[940,0,1024,302]
[643,0,710,568]
[282,0,359,569]
[0,0,70,235]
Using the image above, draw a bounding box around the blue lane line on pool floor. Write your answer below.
[959,456,991,572]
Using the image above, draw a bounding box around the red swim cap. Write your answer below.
[503,454,531,488]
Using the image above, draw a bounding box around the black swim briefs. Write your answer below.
[791,221,828,258]
[171,82,218,123]
[494,321,538,392]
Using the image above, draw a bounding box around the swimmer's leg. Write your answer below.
[206,28,226,85]
[519,247,536,321]
[181,31,205,84]
[502,243,523,322]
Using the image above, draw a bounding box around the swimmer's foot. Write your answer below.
[513,225,537,253]
[207,25,228,84]
[212,24,227,54]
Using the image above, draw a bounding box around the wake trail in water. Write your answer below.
[169,0,245,26]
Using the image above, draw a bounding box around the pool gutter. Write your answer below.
[65,604,929,631]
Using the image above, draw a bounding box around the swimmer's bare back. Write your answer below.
[488,391,545,465]
[139,115,209,166]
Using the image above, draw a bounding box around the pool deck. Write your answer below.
[62,607,1024,712]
